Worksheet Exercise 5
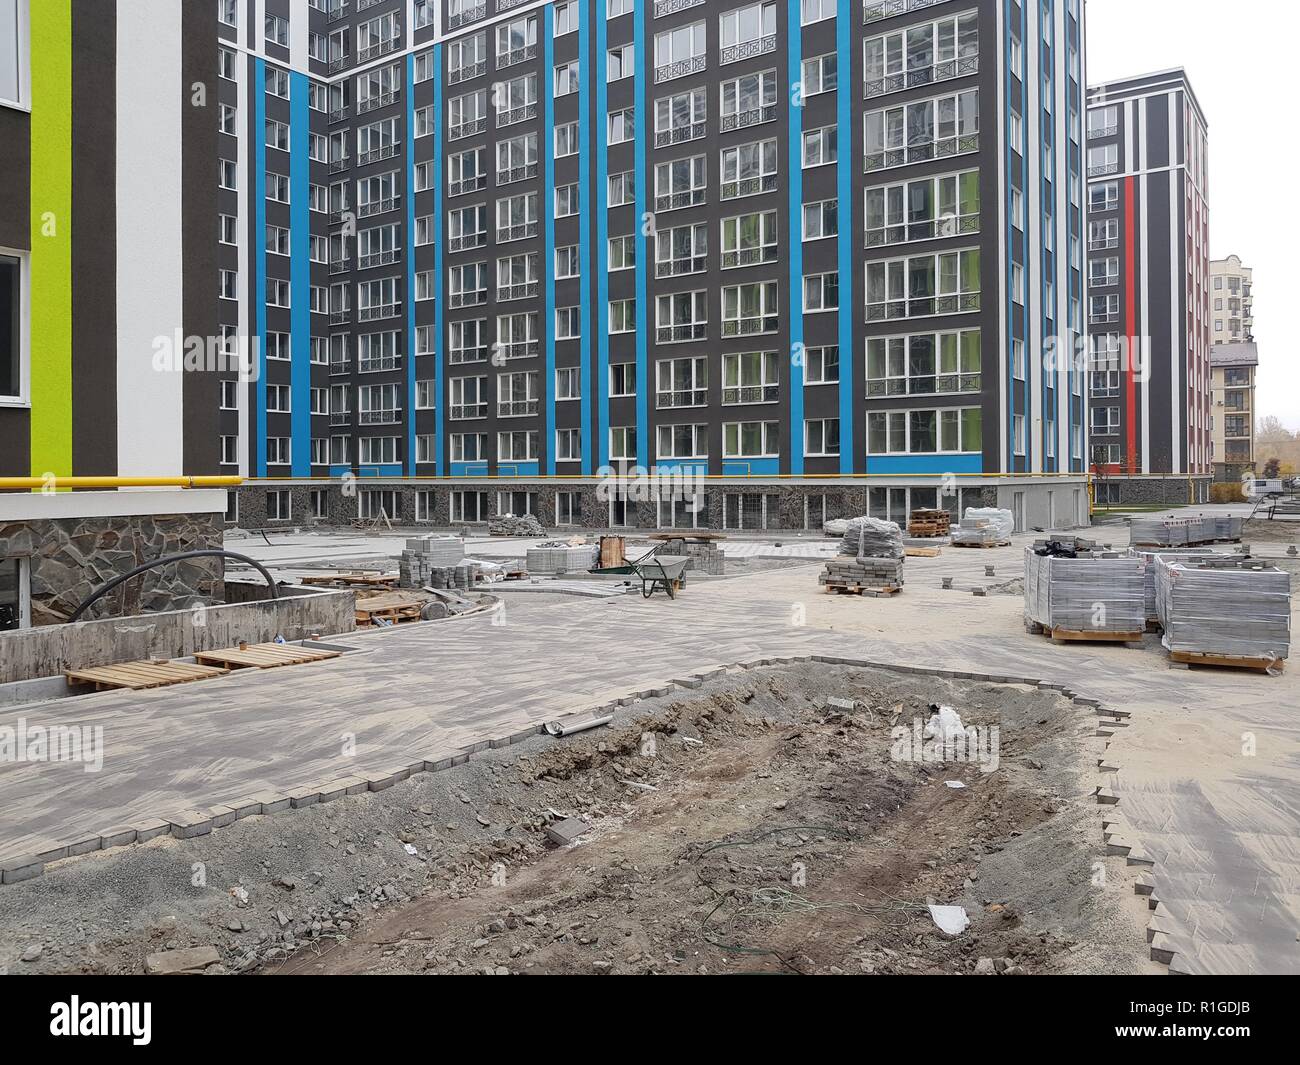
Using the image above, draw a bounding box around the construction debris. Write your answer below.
[489,514,545,537]
[545,817,591,847]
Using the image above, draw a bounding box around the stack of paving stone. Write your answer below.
[1023,546,1145,635]
[1131,549,1223,625]
[821,517,904,592]
[489,513,545,537]
[1154,558,1291,660]
[420,564,479,591]
[1131,514,1244,548]
[837,516,904,559]
[525,540,599,575]
[951,507,1014,546]
[667,539,725,575]
[399,535,465,589]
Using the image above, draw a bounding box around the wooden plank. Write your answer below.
[194,643,341,671]
[905,546,942,558]
[1048,628,1144,644]
[65,660,228,691]
[1170,651,1284,674]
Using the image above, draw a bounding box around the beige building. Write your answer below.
[1211,255,1254,344]
[1210,342,1258,481]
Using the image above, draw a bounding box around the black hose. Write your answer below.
[68,549,279,623]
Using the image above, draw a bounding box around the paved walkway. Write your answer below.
[2,528,1297,973]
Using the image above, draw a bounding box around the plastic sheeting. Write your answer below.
[952,507,1014,545]
[1023,548,1146,633]
[1130,514,1244,547]
[838,516,904,559]
[1154,560,1291,660]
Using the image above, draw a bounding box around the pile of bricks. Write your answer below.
[678,540,726,575]
[488,513,545,537]
[818,557,905,593]
[525,542,599,575]
[398,535,466,588]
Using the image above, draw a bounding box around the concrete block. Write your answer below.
[405,759,429,775]
[314,780,349,803]
[367,772,400,792]
[133,818,172,843]
[545,817,591,846]
[99,826,138,850]
[67,835,103,857]
[32,841,69,864]
[509,727,539,744]
[287,786,321,809]
[228,798,263,820]
[250,792,290,814]
[341,777,369,796]
[450,752,470,767]
[0,855,43,884]
[489,735,512,749]
[168,811,214,840]
[206,805,237,829]
[144,945,221,975]
[424,756,456,772]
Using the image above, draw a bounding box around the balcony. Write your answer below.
[655,55,707,85]
[358,302,401,322]
[327,2,349,24]
[866,132,980,172]
[329,310,352,325]
[329,258,352,275]
[654,0,705,15]
[329,156,351,174]
[656,389,708,408]
[450,401,488,419]
[357,38,401,65]
[328,55,351,74]
[329,107,350,124]
[721,173,777,200]
[722,384,779,404]
[500,341,539,360]
[719,36,777,66]
[719,105,777,133]
[864,54,979,99]
[654,188,706,213]
[497,45,537,69]
[496,103,537,128]
[329,360,352,376]
[357,144,400,167]
[449,118,488,141]
[447,232,486,252]
[865,212,980,248]
[447,2,486,29]
[1088,122,1118,140]
[449,174,488,197]
[449,347,488,364]
[497,163,539,185]
[865,293,980,321]
[497,221,538,242]
[449,290,487,308]
[497,399,539,417]
[358,250,399,270]
[656,323,707,344]
[656,255,707,278]
[655,122,707,148]
[721,246,778,269]
[358,355,400,373]
[1088,236,1119,251]
[329,410,351,425]
[357,91,397,115]
[357,195,400,218]
[359,409,402,425]
[863,0,947,24]
[722,315,778,337]
[1088,160,1119,177]
[448,60,487,85]
[497,281,539,301]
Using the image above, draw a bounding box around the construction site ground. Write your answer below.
[0,503,1296,975]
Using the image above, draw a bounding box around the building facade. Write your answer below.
[1210,254,1252,346]
[1,0,226,630]
[1209,340,1256,483]
[216,0,1090,532]
[1084,69,1211,505]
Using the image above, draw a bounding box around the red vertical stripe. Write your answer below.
[1124,176,1138,474]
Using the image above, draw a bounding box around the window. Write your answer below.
[656,222,708,278]
[495,73,538,126]
[218,0,237,28]
[555,429,581,462]
[721,210,777,268]
[450,375,487,419]
[866,330,981,396]
[608,44,634,82]
[450,433,486,463]
[267,489,292,520]
[865,249,981,320]
[722,281,778,335]
[555,122,579,157]
[1088,218,1119,250]
[610,299,637,334]
[555,1,579,35]
[721,138,778,199]
[265,13,289,47]
[608,0,633,15]
[720,69,777,129]
[267,384,291,413]
[722,350,778,403]
[802,200,838,240]
[1087,144,1118,177]
[864,170,980,246]
[654,20,706,82]
[496,14,539,67]
[655,86,707,146]
[0,249,27,400]
[609,363,637,397]
[656,423,707,460]
[804,345,839,384]
[655,291,707,342]
[266,437,291,466]
[1091,405,1120,435]
[863,13,979,99]
[496,192,538,242]
[802,126,837,166]
[1088,106,1118,139]
[801,52,837,96]
[803,273,839,312]
[654,155,706,211]
[608,107,636,145]
[554,60,579,97]
[719,3,776,65]
[723,420,779,458]
[1089,257,1119,287]
[555,184,579,217]
[656,356,708,410]
[608,170,636,207]
[1089,294,1119,323]
[610,426,638,461]
[865,89,979,171]
[801,0,835,25]
[1089,181,1119,213]
[266,68,289,99]
[556,366,581,399]
[497,371,539,417]
[868,407,981,454]
[1013,414,1026,455]
[805,418,840,457]
[609,235,636,271]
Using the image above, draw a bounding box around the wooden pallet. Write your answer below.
[66,659,229,691]
[1171,650,1284,674]
[951,540,1011,549]
[905,546,942,558]
[907,524,948,538]
[301,572,398,589]
[193,642,341,670]
[822,582,901,598]
[354,593,425,626]
[1047,628,1144,644]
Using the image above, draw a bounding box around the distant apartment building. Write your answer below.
[1085,69,1211,505]
[1,0,227,631]
[1209,341,1256,482]
[216,0,1092,532]
[1210,254,1253,345]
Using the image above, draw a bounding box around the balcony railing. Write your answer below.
[721,173,778,200]
[497,221,538,242]
[358,302,401,322]
[497,399,539,417]
[654,121,707,148]
[359,409,402,425]
[357,195,400,218]
[656,389,708,408]
[722,315,778,336]
[1088,123,1118,140]
[721,246,778,269]
[865,54,979,99]
[864,0,946,24]
[656,323,708,343]
[497,45,537,69]
[865,211,980,248]
[720,104,777,133]
[329,410,351,425]
[329,310,352,325]
[655,255,707,278]
[865,373,982,397]
[329,107,350,124]
[329,360,352,376]
[496,103,537,127]
[329,258,352,275]
[357,91,397,115]
[497,281,539,301]
[1088,161,1119,177]
[497,163,539,184]
[357,144,399,167]
[450,401,488,419]
[357,38,401,64]
[654,188,706,212]
[449,59,487,85]
[358,355,400,373]
[500,341,539,360]
[358,250,399,269]
[449,347,488,364]
[448,2,486,29]
[329,156,350,174]
[655,55,707,84]
[449,290,488,308]
[722,384,779,404]
[865,132,980,172]
[1088,236,1119,251]
[448,232,486,252]
[719,36,776,66]
[655,0,705,15]
[866,293,980,321]
[449,118,487,141]
[449,174,488,197]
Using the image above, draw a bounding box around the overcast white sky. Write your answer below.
[1087,0,1298,430]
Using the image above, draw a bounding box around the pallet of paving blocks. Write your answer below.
[1023,547,1146,642]
[1131,549,1225,629]
[819,557,905,596]
[907,508,952,538]
[1154,558,1290,672]
[1130,514,1244,548]
[951,507,1014,547]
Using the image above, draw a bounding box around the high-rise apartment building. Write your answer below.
[217,0,1090,531]
[1210,254,1252,345]
[1208,340,1256,483]
[1084,69,1212,504]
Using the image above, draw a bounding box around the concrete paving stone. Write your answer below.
[508,727,540,744]
[144,945,220,975]
[206,805,237,829]
[66,835,102,857]
[32,841,69,864]
[228,798,263,819]
[167,812,213,839]
[250,792,290,814]
[0,856,42,884]
[98,826,137,850]
[133,818,171,843]
[366,772,400,792]
[287,787,321,809]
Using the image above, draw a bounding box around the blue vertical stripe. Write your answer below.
[254,58,268,477]
[595,11,609,468]
[633,9,648,468]
[405,55,418,474]
[787,6,804,477]
[1039,0,1052,472]
[290,71,311,477]
[433,45,445,476]
[544,7,557,475]
[577,5,593,475]
[835,0,853,474]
